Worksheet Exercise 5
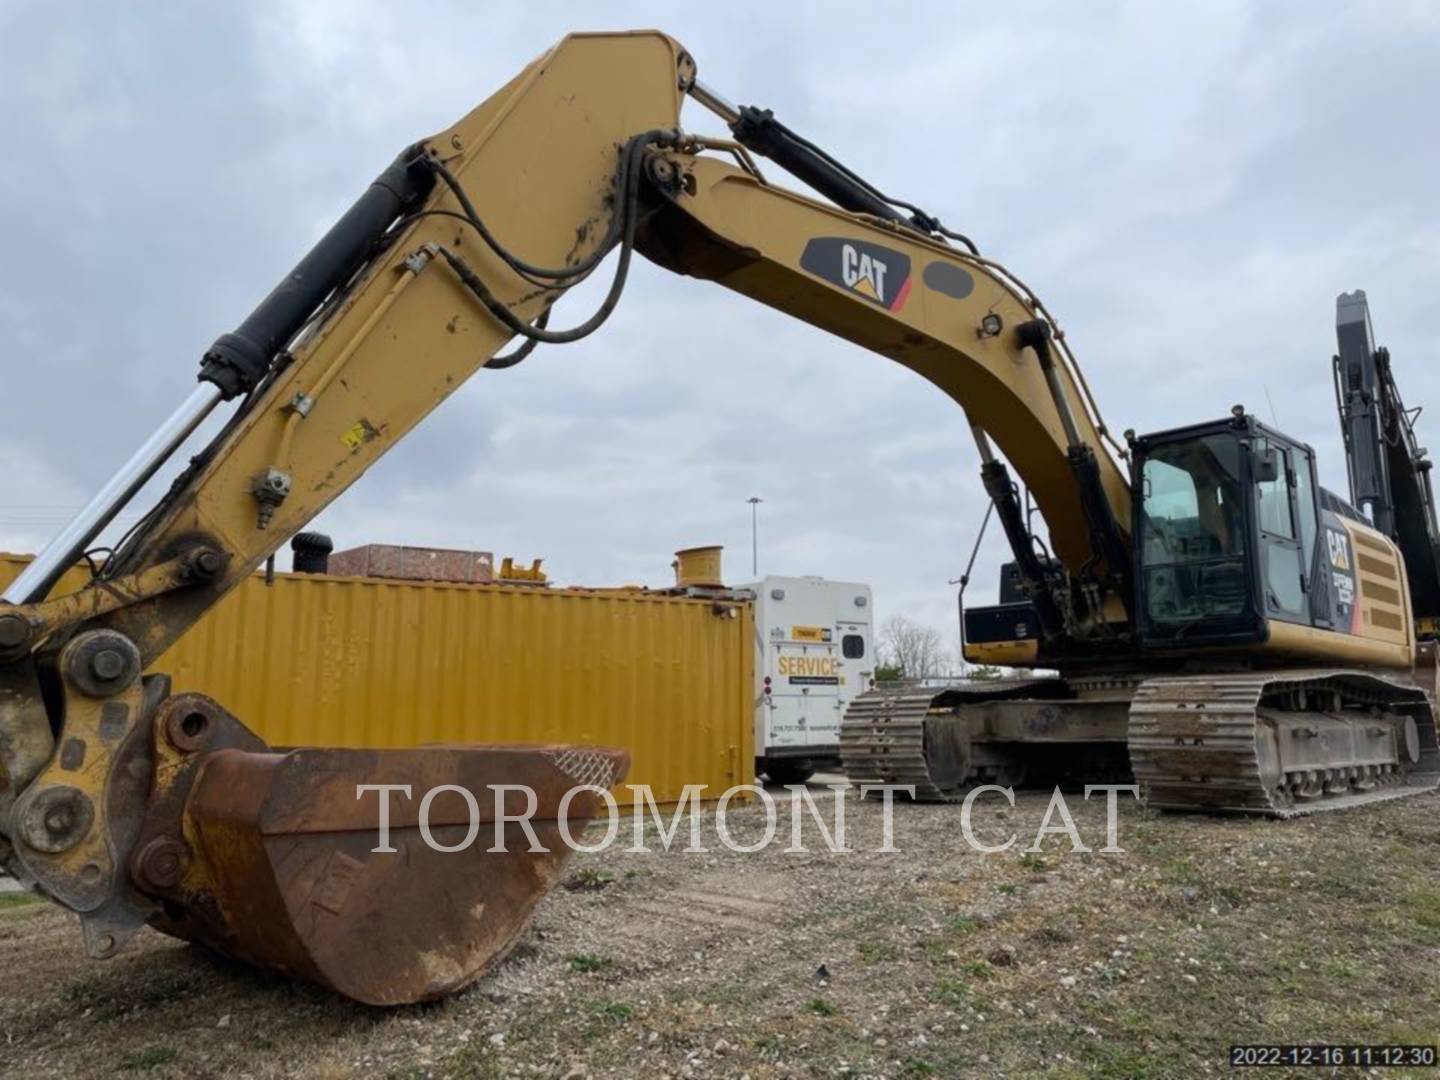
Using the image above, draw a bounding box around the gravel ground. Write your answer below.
[1,781,1438,1078]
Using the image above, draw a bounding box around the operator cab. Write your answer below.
[962,410,1392,667]
[1132,410,1326,649]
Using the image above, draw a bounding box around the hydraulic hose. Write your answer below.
[435,131,667,346]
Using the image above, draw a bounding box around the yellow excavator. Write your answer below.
[1,30,1435,1006]
[842,282,1440,811]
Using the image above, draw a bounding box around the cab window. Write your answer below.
[1139,434,1249,625]
[1255,447,1295,539]
[1141,441,1245,562]
[842,634,865,659]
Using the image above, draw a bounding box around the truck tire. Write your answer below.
[764,758,816,786]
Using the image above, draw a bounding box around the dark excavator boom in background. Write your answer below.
[1334,289,1440,641]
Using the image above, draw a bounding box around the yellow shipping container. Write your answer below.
[0,554,754,805]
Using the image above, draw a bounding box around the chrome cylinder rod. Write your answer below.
[3,382,224,605]
[688,79,740,125]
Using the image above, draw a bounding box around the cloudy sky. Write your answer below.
[2,2,1437,659]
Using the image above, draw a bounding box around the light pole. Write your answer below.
[746,496,762,577]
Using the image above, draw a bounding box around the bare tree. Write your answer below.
[878,615,952,680]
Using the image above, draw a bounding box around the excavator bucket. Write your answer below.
[127,690,627,1006]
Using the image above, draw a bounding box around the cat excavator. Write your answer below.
[1,30,1435,1006]
[842,283,1440,810]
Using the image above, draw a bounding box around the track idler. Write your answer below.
[1,632,628,1006]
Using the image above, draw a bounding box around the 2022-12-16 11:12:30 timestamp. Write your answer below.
[1230,1045,1437,1068]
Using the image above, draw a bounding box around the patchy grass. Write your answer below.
[579,997,635,1044]
[930,976,971,1006]
[1030,923,1075,946]
[588,999,633,1026]
[566,952,610,973]
[63,962,204,1022]
[802,997,838,1017]
[436,1039,500,1080]
[857,938,900,963]
[563,868,617,892]
[1401,888,1440,944]
[0,891,42,912]
[115,1046,179,1072]
[1019,851,1049,873]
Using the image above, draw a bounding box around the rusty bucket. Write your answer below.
[131,693,628,1005]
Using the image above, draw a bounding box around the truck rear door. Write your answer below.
[772,626,842,748]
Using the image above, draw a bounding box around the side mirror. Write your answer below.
[1253,448,1280,484]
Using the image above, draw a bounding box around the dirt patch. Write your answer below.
[2,788,1437,1078]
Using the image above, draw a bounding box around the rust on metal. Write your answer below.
[326,543,495,584]
[132,693,628,1005]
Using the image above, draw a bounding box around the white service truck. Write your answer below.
[741,575,874,784]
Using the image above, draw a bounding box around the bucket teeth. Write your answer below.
[128,692,628,1005]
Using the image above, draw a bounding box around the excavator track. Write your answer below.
[844,670,1440,817]
[840,679,1062,802]
[839,688,952,801]
[1129,670,1440,817]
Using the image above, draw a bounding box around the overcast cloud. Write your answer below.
[2,1,1437,658]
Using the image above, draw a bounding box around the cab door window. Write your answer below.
[1255,440,1306,620]
[1292,446,1319,593]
